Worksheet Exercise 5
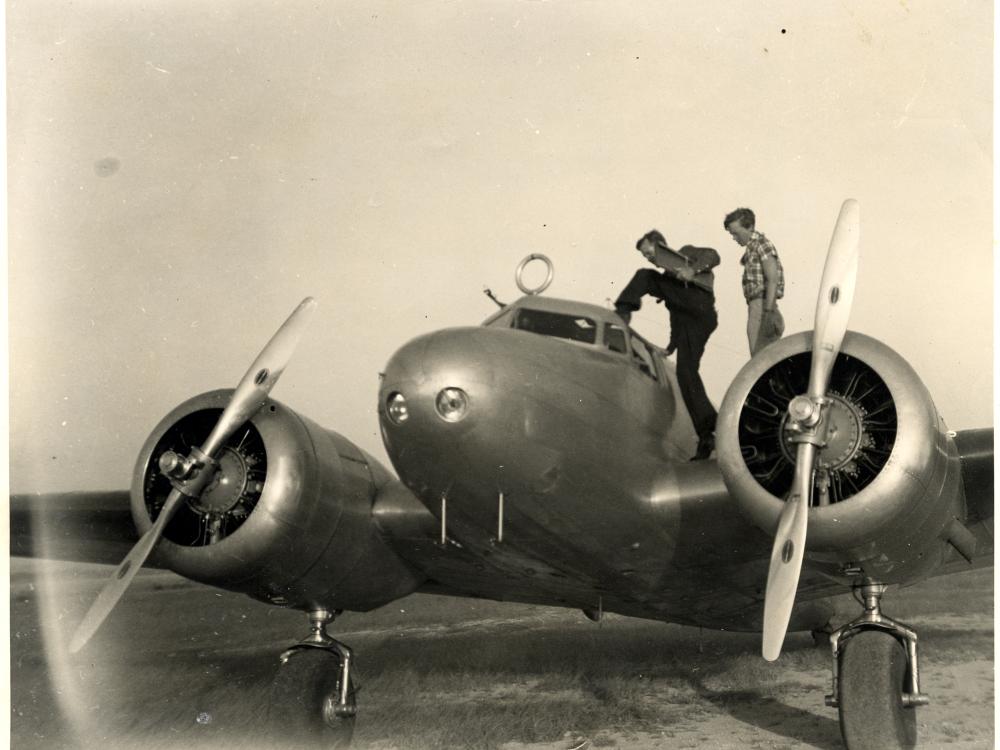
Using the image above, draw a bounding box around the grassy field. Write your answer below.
[10,560,994,750]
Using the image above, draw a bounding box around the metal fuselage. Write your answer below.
[377,296,804,630]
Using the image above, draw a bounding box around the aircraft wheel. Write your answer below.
[837,630,917,750]
[266,648,356,749]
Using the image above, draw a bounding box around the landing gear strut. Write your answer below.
[267,609,357,749]
[825,581,928,749]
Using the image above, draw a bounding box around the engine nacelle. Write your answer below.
[717,332,965,583]
[130,389,425,611]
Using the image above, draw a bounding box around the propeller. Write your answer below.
[68,297,318,654]
[761,199,860,661]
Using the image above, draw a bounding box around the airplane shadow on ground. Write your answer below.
[681,674,843,750]
[567,632,843,750]
[352,621,848,748]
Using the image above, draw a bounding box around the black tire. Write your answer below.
[266,648,356,749]
[838,629,917,750]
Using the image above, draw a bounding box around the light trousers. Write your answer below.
[747,298,785,356]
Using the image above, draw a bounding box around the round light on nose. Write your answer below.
[435,387,469,422]
[386,392,409,424]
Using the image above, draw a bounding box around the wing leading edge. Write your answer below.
[9,491,148,567]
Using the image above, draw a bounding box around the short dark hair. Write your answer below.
[636,229,667,251]
[724,208,755,230]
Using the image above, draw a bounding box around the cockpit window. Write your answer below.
[604,324,627,354]
[630,337,659,380]
[514,309,597,344]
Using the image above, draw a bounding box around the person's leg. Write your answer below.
[673,311,718,455]
[615,269,664,314]
[753,306,785,353]
[746,298,763,355]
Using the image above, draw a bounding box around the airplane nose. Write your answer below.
[378,325,562,507]
[379,328,497,434]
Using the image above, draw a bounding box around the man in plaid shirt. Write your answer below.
[724,208,785,355]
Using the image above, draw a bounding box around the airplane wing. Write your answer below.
[10,491,148,567]
[0,477,854,633]
[954,428,994,524]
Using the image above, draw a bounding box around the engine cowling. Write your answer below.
[129,389,425,611]
[717,332,965,583]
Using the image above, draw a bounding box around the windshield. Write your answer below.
[513,308,598,344]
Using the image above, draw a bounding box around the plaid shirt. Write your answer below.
[740,231,785,302]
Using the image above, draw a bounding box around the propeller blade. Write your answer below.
[760,199,860,660]
[69,488,185,653]
[68,297,317,654]
[761,443,815,661]
[200,296,317,458]
[808,199,860,398]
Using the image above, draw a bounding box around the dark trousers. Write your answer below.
[616,269,718,439]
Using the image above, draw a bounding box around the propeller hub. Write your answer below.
[781,393,864,473]
[788,395,820,427]
[191,448,249,514]
[158,450,193,479]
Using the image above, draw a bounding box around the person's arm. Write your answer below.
[761,255,779,310]
[651,245,684,274]
[675,246,719,281]
[693,246,721,273]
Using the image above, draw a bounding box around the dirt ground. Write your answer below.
[9,559,994,750]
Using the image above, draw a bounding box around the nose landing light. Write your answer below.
[386,392,409,424]
[436,388,469,422]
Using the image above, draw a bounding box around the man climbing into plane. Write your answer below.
[614,229,720,460]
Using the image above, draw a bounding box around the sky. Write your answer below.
[7,0,993,494]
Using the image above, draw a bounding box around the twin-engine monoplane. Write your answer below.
[11,200,993,749]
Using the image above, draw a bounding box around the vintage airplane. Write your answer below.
[11,199,994,749]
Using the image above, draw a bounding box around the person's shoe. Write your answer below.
[614,306,632,324]
[690,433,715,461]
